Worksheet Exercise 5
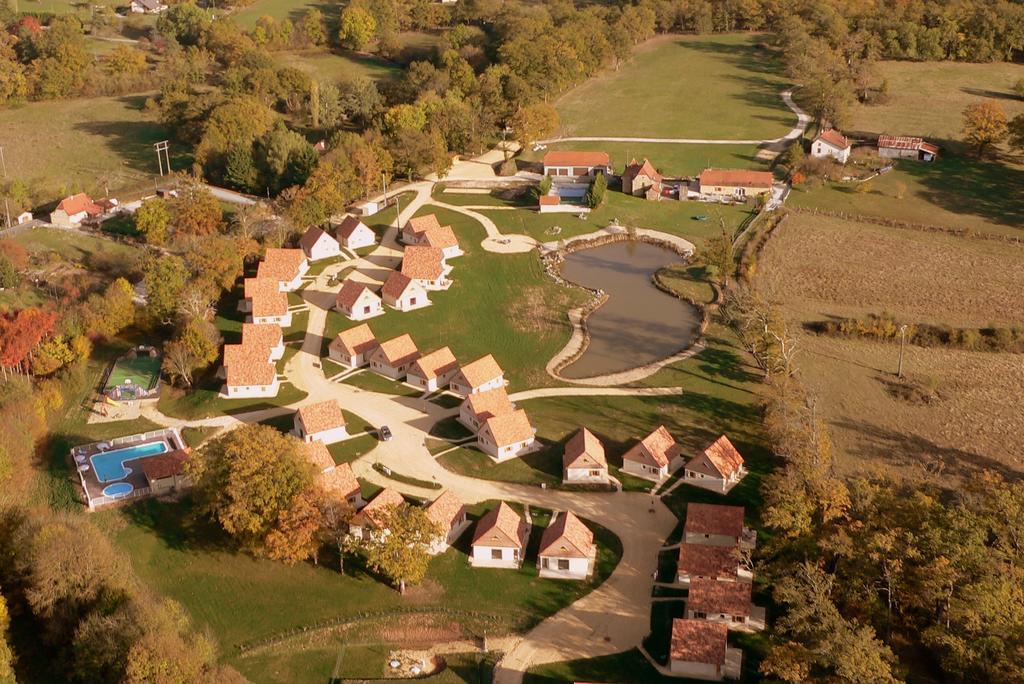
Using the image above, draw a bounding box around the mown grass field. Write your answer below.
[554,34,793,140]
[276,49,400,83]
[519,140,767,178]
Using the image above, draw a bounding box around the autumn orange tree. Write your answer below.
[962,101,1008,156]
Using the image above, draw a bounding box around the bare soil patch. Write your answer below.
[756,214,1024,327]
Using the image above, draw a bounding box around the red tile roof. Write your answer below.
[481,409,534,448]
[455,354,504,389]
[563,427,607,471]
[538,511,594,559]
[688,578,752,617]
[472,502,527,549]
[373,334,420,366]
[298,225,336,252]
[421,224,460,251]
[56,193,102,216]
[406,214,442,235]
[336,279,379,310]
[670,619,728,666]
[539,195,561,206]
[425,489,465,532]
[257,248,306,283]
[331,323,377,357]
[336,215,371,240]
[699,435,745,479]
[353,487,405,528]
[463,387,515,422]
[410,346,459,380]
[245,278,288,318]
[321,462,359,501]
[223,343,276,386]
[699,169,774,189]
[241,323,282,350]
[878,134,924,150]
[543,150,610,167]
[685,503,745,539]
[401,246,447,281]
[304,440,336,472]
[814,128,850,150]
[297,400,346,435]
[622,158,663,183]
[623,425,680,468]
[381,271,418,299]
[677,544,741,579]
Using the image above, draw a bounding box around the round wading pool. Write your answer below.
[102,482,134,498]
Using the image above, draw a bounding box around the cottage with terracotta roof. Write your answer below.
[320,462,363,509]
[477,409,536,461]
[335,280,384,321]
[669,619,739,680]
[425,489,469,555]
[684,503,755,550]
[811,129,851,163]
[449,354,505,396]
[243,278,292,326]
[298,225,341,262]
[241,323,284,361]
[257,248,309,291]
[542,150,611,178]
[401,246,452,290]
[49,193,103,227]
[381,271,430,312]
[562,427,609,484]
[401,214,462,259]
[349,488,406,541]
[141,449,190,495]
[334,215,376,251]
[294,400,348,445]
[878,134,938,162]
[458,387,515,432]
[407,347,460,392]
[622,425,682,482]
[401,214,442,244]
[684,435,747,494]
[471,502,528,569]
[685,579,764,631]
[367,333,420,380]
[537,511,595,580]
[223,343,279,398]
[328,323,378,368]
[303,440,336,473]
[622,158,664,198]
[677,543,752,587]
[698,169,774,200]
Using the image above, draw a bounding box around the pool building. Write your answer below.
[72,428,192,510]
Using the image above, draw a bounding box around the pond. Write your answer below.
[559,241,702,379]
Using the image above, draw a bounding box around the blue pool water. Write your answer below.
[102,482,134,497]
[90,441,169,483]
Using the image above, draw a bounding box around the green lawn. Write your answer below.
[10,227,142,266]
[328,433,379,465]
[229,0,336,28]
[554,34,792,140]
[275,49,400,84]
[326,205,589,390]
[340,371,422,397]
[429,416,474,441]
[521,140,768,179]
[157,380,307,421]
[438,446,563,487]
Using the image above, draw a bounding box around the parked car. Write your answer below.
[379,425,392,441]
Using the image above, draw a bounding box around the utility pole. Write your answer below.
[154,141,170,177]
[0,146,7,177]
[1,146,8,228]
[897,324,908,379]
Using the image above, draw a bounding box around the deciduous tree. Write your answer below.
[265,488,323,564]
[134,197,170,245]
[142,255,189,325]
[961,101,1008,156]
[511,103,559,145]
[339,6,377,50]
[355,503,440,593]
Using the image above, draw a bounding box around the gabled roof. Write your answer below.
[401,246,446,281]
[336,279,380,310]
[694,435,745,479]
[481,409,534,448]
[373,334,420,366]
[814,128,850,150]
[353,487,405,528]
[425,489,465,531]
[538,511,594,559]
[455,354,504,389]
[304,440,336,472]
[622,158,662,183]
[244,278,288,318]
[623,425,679,468]
[406,214,442,235]
[542,150,610,167]
[878,134,924,150]
[381,271,423,300]
[463,387,515,422]
[685,503,745,539]
[140,449,189,481]
[298,225,337,253]
[563,427,607,471]
[677,543,741,579]
[670,619,728,666]
[257,248,306,282]
[687,578,752,617]
[699,168,774,188]
[320,462,359,501]
[472,502,526,549]
[410,346,458,380]
[421,224,459,251]
[56,193,102,216]
[241,322,282,350]
[297,400,346,435]
[331,323,377,357]
[336,215,372,239]
[223,343,276,386]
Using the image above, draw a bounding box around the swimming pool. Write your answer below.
[90,441,169,483]
[102,482,134,498]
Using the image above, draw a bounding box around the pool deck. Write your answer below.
[72,428,186,510]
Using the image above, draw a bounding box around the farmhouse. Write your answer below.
[257,248,309,291]
[328,323,378,368]
[407,347,460,392]
[320,462,363,509]
[141,449,190,495]
[683,435,747,493]
[130,0,166,13]
[334,215,376,250]
[542,150,611,178]
[303,440,336,473]
[381,271,431,311]
[425,489,469,555]
[241,323,284,361]
[450,354,505,396]
[49,193,103,227]
[335,280,384,321]
[470,502,527,569]
[811,129,851,164]
[349,488,406,541]
[677,544,751,587]
[477,409,536,461]
[298,226,341,262]
[368,334,421,379]
[223,343,278,398]
[537,511,595,580]
[878,135,938,162]
[294,400,348,445]
[242,278,291,326]
[562,427,609,484]
[684,503,756,550]
[685,579,763,631]
[621,425,682,481]
[458,386,515,432]
[669,619,738,681]
[401,246,452,290]
[698,169,774,200]
[621,158,664,198]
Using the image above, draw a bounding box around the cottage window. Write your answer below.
[541,558,549,569]
[557,559,570,570]
[589,470,601,477]
[694,611,707,619]
[491,549,502,560]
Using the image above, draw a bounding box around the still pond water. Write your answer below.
[559,241,702,379]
